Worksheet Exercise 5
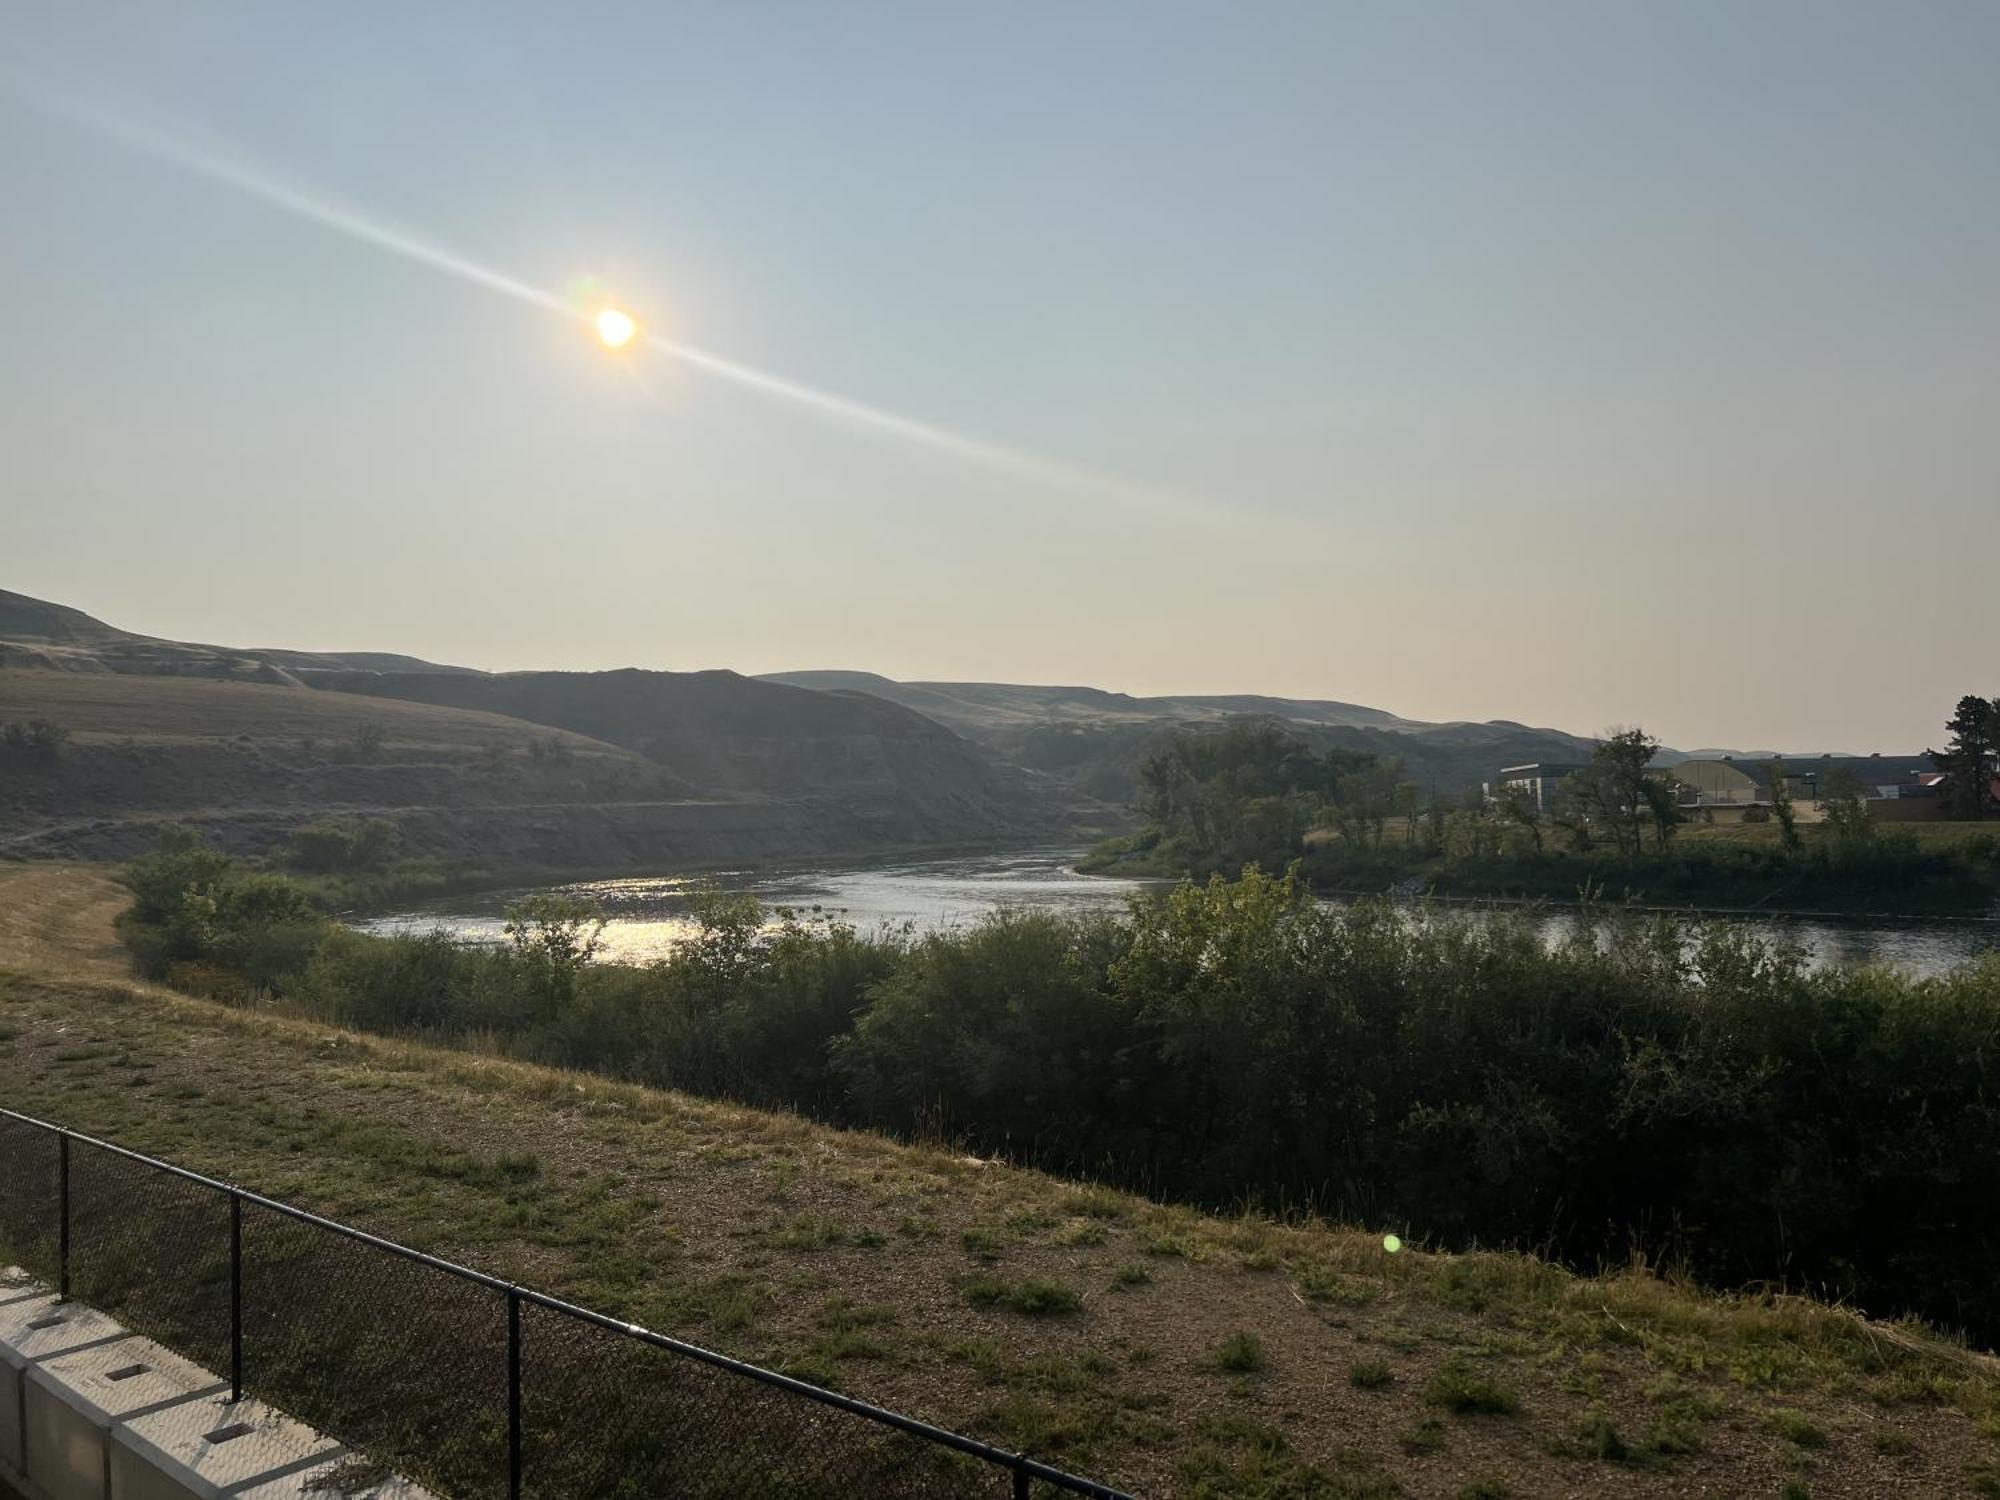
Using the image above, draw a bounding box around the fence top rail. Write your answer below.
[0,1105,1133,1499]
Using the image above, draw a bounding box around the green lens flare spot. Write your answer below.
[1382,1234,1403,1254]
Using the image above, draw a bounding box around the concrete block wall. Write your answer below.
[0,1268,430,1500]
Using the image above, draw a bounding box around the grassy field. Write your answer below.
[1675,820,1996,852]
[0,668,624,755]
[6,865,2000,1497]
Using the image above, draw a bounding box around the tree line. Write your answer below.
[1094,712,2000,912]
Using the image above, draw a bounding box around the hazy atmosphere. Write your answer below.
[7,9,2000,1497]
[4,0,1996,748]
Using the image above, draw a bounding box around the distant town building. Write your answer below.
[1663,755,1938,825]
[1486,762,1585,812]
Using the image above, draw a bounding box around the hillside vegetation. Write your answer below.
[7,865,2000,1498]
[307,666,1077,836]
[0,586,1102,865]
[761,670,1601,808]
[0,667,694,862]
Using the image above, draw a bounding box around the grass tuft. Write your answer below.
[1349,1360,1393,1391]
[1211,1330,1267,1374]
[1425,1357,1521,1416]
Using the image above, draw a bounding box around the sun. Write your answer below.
[595,306,638,350]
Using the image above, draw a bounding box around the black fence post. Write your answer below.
[56,1131,70,1303]
[1013,1460,1031,1500]
[229,1191,243,1403]
[507,1288,522,1500]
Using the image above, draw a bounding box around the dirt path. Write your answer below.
[0,864,154,985]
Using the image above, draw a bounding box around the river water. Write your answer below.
[357,848,2000,979]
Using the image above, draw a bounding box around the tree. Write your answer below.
[1330,761,1402,848]
[124,826,234,925]
[1767,756,1802,854]
[1554,728,1662,858]
[1135,721,1375,867]
[1640,773,1686,849]
[1491,782,1544,853]
[1929,695,1998,820]
[1820,767,1873,845]
[286,817,400,874]
[0,717,70,770]
[1394,781,1424,845]
[503,894,606,1023]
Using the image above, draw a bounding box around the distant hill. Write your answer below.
[0,589,1096,863]
[8,586,1922,867]
[306,667,1082,844]
[0,587,476,680]
[760,670,1602,802]
[0,666,704,861]
[759,671,1420,736]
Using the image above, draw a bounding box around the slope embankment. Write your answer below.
[3,866,1998,1497]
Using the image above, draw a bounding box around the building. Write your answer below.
[1664,755,1939,824]
[1487,763,1585,812]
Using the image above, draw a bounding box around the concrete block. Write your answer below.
[1,1266,40,1305]
[0,1284,128,1480]
[112,1396,342,1500]
[0,1268,45,1476]
[26,1340,223,1500]
[236,1456,437,1499]
[0,1299,129,1364]
[0,1273,429,1500]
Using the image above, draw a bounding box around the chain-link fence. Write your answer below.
[0,1109,1131,1500]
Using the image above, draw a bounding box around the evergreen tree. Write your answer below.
[1929,695,1998,819]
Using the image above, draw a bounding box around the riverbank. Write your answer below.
[1083,821,2000,919]
[109,846,2000,1350]
[354,847,1158,964]
[360,846,1999,978]
[9,862,2000,1498]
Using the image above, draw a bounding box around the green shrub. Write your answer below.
[1425,1358,1520,1416]
[1349,1361,1393,1390]
[1765,1408,1826,1448]
[964,1277,1079,1317]
[1212,1331,1266,1373]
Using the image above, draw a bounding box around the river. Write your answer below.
[356,848,2000,979]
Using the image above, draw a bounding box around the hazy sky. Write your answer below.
[3,2,1994,750]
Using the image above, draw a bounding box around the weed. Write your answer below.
[960,1226,1005,1262]
[1212,1331,1267,1374]
[1398,1417,1447,1455]
[1349,1361,1393,1390]
[964,1276,1080,1317]
[1062,1188,1128,1221]
[1765,1408,1827,1449]
[1425,1357,1520,1416]
[772,1214,848,1250]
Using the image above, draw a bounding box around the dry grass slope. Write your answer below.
[0,669,625,755]
[4,865,2000,1497]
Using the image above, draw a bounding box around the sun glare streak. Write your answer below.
[14,83,1222,524]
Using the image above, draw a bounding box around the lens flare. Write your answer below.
[1382,1234,1403,1254]
[595,307,637,349]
